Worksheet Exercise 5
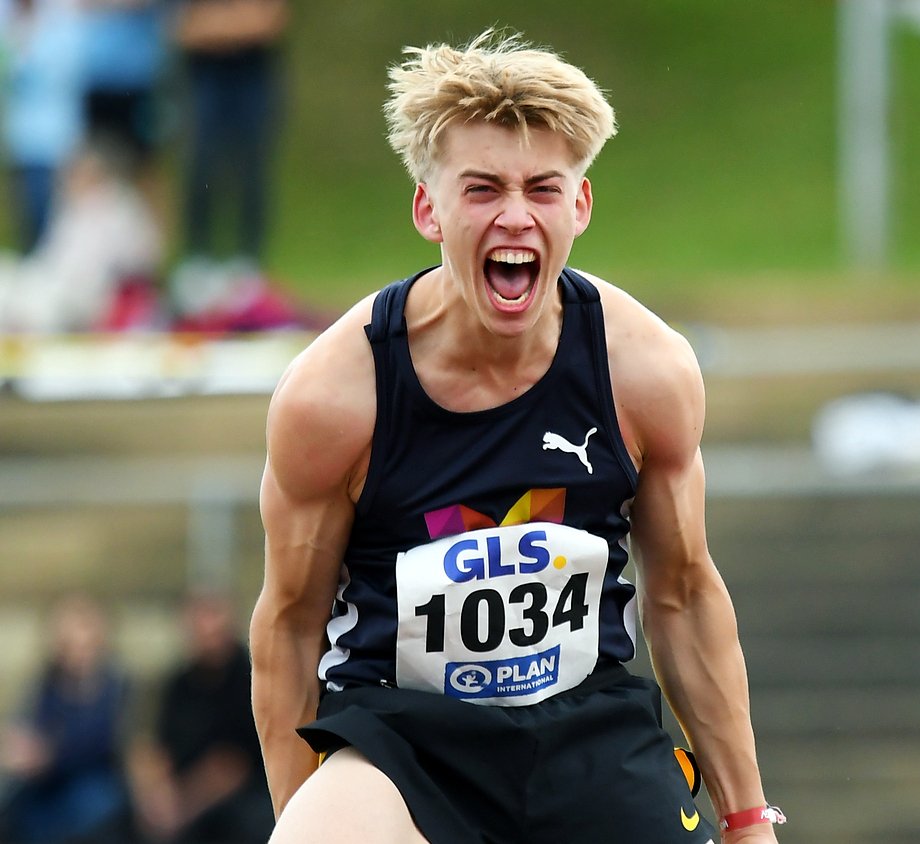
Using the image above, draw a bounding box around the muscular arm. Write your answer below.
[604,287,777,843]
[250,305,375,817]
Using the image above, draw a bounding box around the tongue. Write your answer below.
[486,262,532,300]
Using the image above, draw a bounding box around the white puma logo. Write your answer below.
[542,427,598,474]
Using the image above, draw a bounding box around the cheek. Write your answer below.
[445,218,485,257]
[556,208,584,240]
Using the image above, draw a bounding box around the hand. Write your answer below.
[0,726,50,778]
[126,740,183,841]
[135,789,182,842]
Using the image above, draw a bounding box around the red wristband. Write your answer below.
[719,804,787,832]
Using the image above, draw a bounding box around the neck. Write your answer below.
[405,269,564,412]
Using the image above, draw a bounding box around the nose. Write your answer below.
[495,192,535,234]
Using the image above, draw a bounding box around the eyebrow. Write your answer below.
[458,169,566,186]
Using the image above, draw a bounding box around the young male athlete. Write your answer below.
[250,30,784,844]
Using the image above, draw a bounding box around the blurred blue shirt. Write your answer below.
[82,2,166,91]
[1,1,86,166]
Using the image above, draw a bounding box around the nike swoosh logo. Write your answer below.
[681,807,700,831]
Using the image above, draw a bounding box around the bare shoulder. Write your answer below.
[573,269,705,466]
[266,293,378,501]
[572,269,696,365]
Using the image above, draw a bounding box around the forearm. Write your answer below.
[250,595,322,817]
[175,0,288,50]
[641,576,766,820]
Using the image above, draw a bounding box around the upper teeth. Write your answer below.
[489,249,536,265]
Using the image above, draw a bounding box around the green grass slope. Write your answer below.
[264,0,919,318]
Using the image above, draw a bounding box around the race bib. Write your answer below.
[395,522,608,706]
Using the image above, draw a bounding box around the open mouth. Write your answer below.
[484,248,540,309]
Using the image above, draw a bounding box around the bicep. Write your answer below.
[630,449,709,579]
[258,457,353,632]
[254,305,375,639]
[626,371,713,602]
[256,323,372,625]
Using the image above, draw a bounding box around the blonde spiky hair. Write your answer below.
[385,29,617,182]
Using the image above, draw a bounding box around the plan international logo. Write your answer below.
[445,646,561,700]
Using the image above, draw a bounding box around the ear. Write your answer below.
[412,183,443,243]
[573,177,593,238]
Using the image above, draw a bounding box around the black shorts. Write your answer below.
[299,664,717,844]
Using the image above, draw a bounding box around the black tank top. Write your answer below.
[319,267,640,705]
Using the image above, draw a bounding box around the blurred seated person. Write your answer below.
[0,593,131,844]
[0,140,164,333]
[128,591,274,844]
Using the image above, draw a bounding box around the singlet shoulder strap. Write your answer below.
[561,267,639,489]
[364,279,408,342]
[364,267,439,342]
[358,270,433,515]
[559,267,601,304]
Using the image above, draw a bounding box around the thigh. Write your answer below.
[269,747,429,844]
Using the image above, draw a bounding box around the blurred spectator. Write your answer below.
[80,0,168,178]
[171,0,288,273]
[0,593,131,844]
[128,591,274,844]
[167,252,321,334]
[0,0,87,253]
[0,139,164,332]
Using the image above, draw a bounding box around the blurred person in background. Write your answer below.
[80,0,169,237]
[0,0,86,253]
[80,0,167,177]
[169,0,288,319]
[0,593,131,844]
[0,138,164,332]
[128,590,274,844]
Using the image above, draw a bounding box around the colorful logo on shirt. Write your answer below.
[424,488,566,540]
[444,646,561,700]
